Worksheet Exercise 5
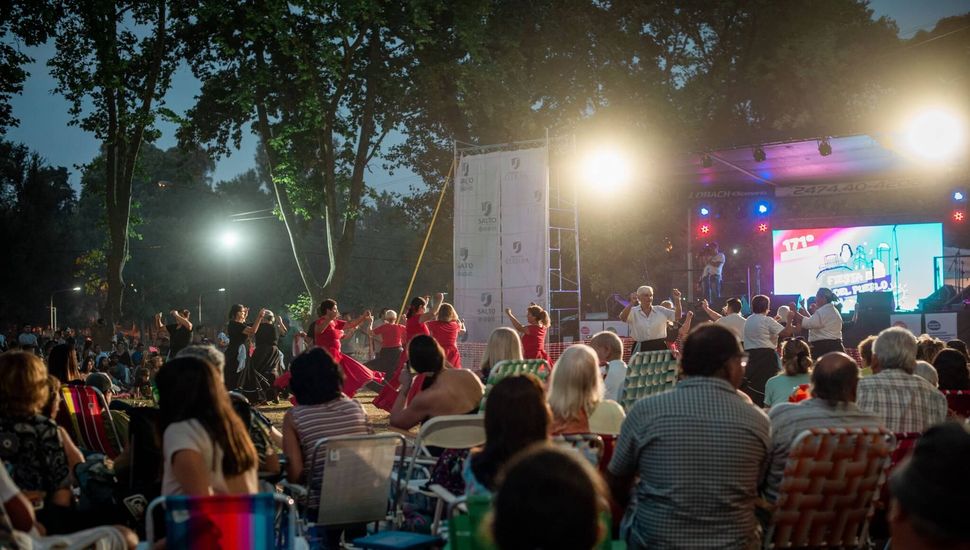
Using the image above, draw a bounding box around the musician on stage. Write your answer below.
[620,285,682,353]
[699,242,726,304]
[790,287,845,357]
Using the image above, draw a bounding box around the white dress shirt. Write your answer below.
[602,359,628,402]
[625,305,675,341]
[702,252,726,277]
[743,313,784,350]
[715,313,746,343]
[800,302,843,341]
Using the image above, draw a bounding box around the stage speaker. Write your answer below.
[857,292,894,314]
[919,285,957,312]
[946,285,970,307]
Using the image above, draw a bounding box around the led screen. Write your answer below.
[772,223,943,312]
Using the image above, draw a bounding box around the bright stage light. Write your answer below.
[755,202,770,215]
[699,223,711,235]
[220,230,240,249]
[699,207,710,216]
[732,248,739,255]
[902,107,965,162]
[955,211,966,222]
[581,148,632,191]
[757,223,769,233]
[955,191,966,201]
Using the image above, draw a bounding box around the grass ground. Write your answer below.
[256,389,391,432]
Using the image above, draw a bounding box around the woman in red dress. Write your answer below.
[425,301,464,369]
[505,303,551,362]
[313,299,383,397]
[373,296,432,411]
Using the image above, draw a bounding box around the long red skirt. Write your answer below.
[274,353,383,401]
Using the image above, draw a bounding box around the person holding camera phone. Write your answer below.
[155,309,193,359]
[699,242,726,305]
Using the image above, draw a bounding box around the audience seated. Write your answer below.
[763,338,812,408]
[763,352,883,501]
[492,444,608,550]
[608,324,769,549]
[934,349,970,391]
[156,356,258,496]
[548,345,603,435]
[47,342,82,384]
[478,326,523,382]
[946,339,968,361]
[465,375,549,497]
[589,331,627,402]
[915,360,940,387]
[888,422,970,549]
[84,372,130,444]
[858,334,876,377]
[41,374,84,476]
[857,327,947,433]
[916,335,946,364]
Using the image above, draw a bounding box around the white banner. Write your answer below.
[455,147,549,343]
[924,313,958,341]
[889,314,923,335]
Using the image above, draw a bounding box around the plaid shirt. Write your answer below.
[856,369,947,433]
[609,377,770,549]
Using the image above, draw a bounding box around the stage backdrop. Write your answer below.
[455,147,549,342]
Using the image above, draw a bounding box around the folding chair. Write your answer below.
[764,427,894,549]
[553,433,604,469]
[480,359,551,410]
[144,493,299,550]
[943,390,970,418]
[588,400,625,436]
[619,350,678,411]
[56,384,123,459]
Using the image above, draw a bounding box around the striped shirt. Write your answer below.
[856,369,947,433]
[291,396,370,505]
[608,377,770,549]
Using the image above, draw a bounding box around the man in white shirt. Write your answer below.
[701,297,746,346]
[742,295,794,407]
[699,242,726,304]
[791,287,844,358]
[620,285,682,352]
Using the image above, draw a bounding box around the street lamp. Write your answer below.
[198,288,227,325]
[218,230,240,302]
[50,286,81,331]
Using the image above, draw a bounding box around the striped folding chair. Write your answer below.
[56,385,123,458]
[553,433,604,469]
[145,493,298,550]
[480,359,551,410]
[618,350,678,411]
[765,427,895,549]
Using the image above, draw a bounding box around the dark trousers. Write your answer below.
[810,339,845,359]
[701,274,721,303]
[741,348,781,408]
[634,339,668,354]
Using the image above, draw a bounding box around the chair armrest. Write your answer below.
[279,480,308,499]
[427,483,459,506]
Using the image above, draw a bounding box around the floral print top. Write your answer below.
[0,414,71,498]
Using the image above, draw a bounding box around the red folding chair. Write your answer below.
[943,390,970,419]
[56,385,123,459]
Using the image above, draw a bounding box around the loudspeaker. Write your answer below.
[857,292,894,314]
[919,285,957,312]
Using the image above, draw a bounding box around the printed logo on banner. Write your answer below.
[456,247,473,277]
[478,201,497,232]
[480,293,493,308]
[474,292,498,326]
[536,285,544,298]
[458,161,474,192]
[510,157,520,170]
[534,189,543,203]
[505,240,529,265]
[927,320,941,331]
[512,241,522,254]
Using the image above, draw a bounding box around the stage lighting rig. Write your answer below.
[752,146,766,162]
[818,138,832,157]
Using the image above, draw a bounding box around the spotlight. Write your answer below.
[219,230,240,249]
[902,107,965,162]
[581,148,632,192]
[699,223,711,235]
[955,211,966,222]
[752,146,766,162]
[755,202,770,215]
[818,138,832,157]
[701,154,713,168]
[732,248,739,255]
[955,191,966,201]
[757,223,769,233]
[699,207,710,216]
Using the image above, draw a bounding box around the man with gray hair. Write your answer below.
[856,327,947,433]
[620,284,682,352]
[762,352,883,501]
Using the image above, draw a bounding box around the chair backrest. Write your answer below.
[307,433,406,526]
[553,433,604,469]
[943,390,970,418]
[619,350,678,410]
[765,427,895,549]
[56,385,122,458]
[145,493,297,550]
[481,359,552,410]
[416,415,486,450]
[588,400,625,436]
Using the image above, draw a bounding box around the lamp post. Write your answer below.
[198,288,227,326]
[50,286,81,331]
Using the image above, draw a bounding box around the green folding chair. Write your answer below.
[619,350,678,410]
[480,359,551,410]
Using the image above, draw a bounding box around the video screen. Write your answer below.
[772,223,943,312]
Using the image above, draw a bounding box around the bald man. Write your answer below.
[761,352,883,502]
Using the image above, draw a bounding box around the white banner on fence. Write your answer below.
[924,312,958,341]
[889,313,923,335]
[455,147,549,343]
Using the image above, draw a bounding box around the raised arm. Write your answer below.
[171,310,193,331]
[701,299,722,320]
[347,310,373,330]
[276,315,289,336]
[154,312,165,333]
[419,293,444,323]
[619,292,637,323]
[504,308,526,332]
[672,289,683,321]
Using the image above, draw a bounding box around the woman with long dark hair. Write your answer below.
[156,356,258,495]
[223,304,254,390]
[314,299,384,397]
[373,296,432,411]
[237,309,287,404]
[47,343,81,384]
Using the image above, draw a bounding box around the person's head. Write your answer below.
[408,334,447,375]
[0,351,50,417]
[492,444,608,550]
[751,294,770,314]
[636,285,654,307]
[81,355,95,374]
[915,360,940,387]
[47,342,81,383]
[85,372,115,403]
[406,296,428,318]
[22,324,32,333]
[858,335,877,370]
[155,356,257,477]
[917,335,946,364]
[480,327,523,376]
[41,375,61,418]
[724,298,742,314]
[180,309,191,320]
[262,310,276,324]
[873,327,918,374]
[289,348,344,405]
[680,324,745,387]
[934,349,970,391]
[436,303,458,322]
[318,299,338,320]
[775,305,791,322]
[810,352,860,404]
[889,422,970,549]
[228,304,247,322]
[947,339,969,361]
[383,309,398,323]
[709,241,719,253]
[472,375,550,491]
[781,338,812,376]
[548,345,602,424]
[815,287,837,307]
[659,300,674,309]
[589,331,623,363]
[177,344,226,378]
[526,304,550,327]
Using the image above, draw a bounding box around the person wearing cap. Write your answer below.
[790,288,844,358]
[889,422,970,549]
[85,372,130,445]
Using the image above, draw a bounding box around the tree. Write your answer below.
[44,0,180,327]
[0,3,59,134]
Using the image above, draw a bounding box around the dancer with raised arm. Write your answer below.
[620,286,682,353]
[314,300,384,397]
[365,310,408,377]
[373,296,432,411]
[424,293,465,369]
[505,303,551,362]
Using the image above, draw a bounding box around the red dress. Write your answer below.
[373,314,430,411]
[521,324,550,362]
[427,320,462,369]
[315,318,384,397]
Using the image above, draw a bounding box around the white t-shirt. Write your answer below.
[743,313,785,350]
[602,359,628,402]
[800,302,843,342]
[716,313,747,343]
[162,419,257,496]
[703,252,726,277]
[625,305,675,341]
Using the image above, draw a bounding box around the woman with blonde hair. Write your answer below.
[548,345,603,435]
[424,293,465,369]
[505,303,551,361]
[763,338,813,408]
[479,327,523,381]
